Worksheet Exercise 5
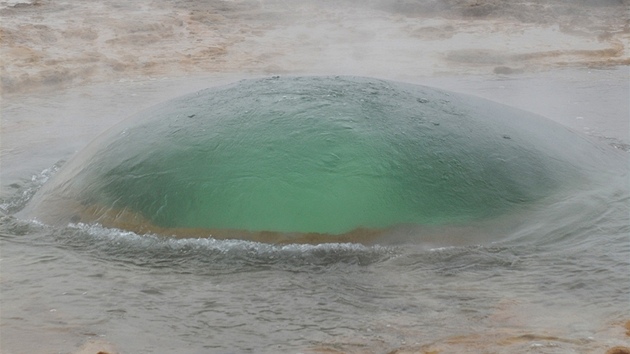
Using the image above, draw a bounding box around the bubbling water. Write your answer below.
[21,76,618,241]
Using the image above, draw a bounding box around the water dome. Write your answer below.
[23,76,603,242]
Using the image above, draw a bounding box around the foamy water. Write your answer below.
[1,1,629,353]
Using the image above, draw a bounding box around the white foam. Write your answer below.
[0,0,34,8]
[0,164,61,214]
[66,222,392,255]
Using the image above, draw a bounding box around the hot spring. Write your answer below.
[4,72,629,354]
[20,76,621,243]
[2,0,630,351]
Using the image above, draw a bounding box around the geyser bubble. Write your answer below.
[22,76,613,243]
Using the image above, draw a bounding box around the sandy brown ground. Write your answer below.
[41,318,630,354]
[302,319,630,354]
[1,0,628,95]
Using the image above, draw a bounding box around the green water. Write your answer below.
[28,76,591,234]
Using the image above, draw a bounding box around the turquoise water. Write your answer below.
[22,76,613,237]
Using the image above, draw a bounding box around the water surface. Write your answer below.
[1,69,629,354]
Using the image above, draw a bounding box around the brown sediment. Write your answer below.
[512,47,624,61]
[387,349,440,354]
[608,319,630,339]
[302,314,630,354]
[74,203,387,244]
[318,330,595,354]
[304,348,347,354]
[498,333,588,345]
[446,43,626,68]
[72,339,118,354]
[2,0,628,95]
[391,330,605,353]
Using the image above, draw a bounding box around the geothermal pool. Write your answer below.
[22,75,613,241]
[3,0,630,352]
[1,69,629,354]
